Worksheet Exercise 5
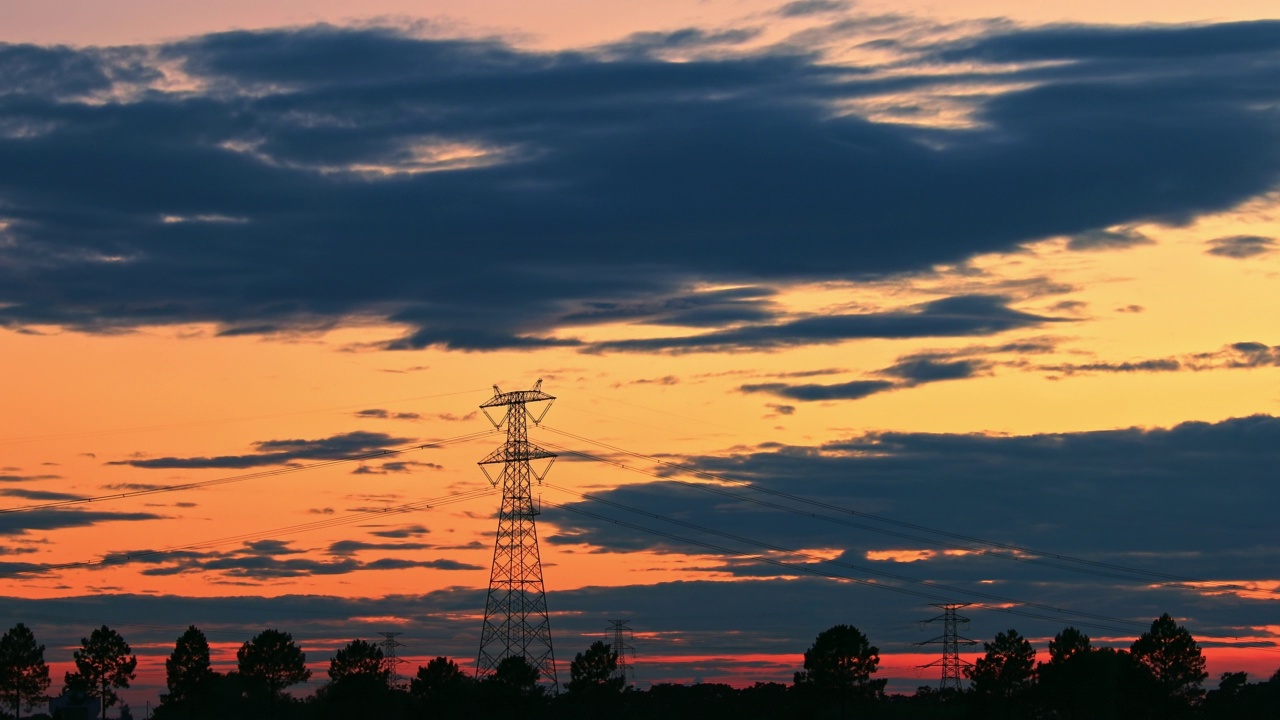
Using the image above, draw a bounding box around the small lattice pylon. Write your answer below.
[607,619,635,684]
[378,632,408,686]
[917,603,977,691]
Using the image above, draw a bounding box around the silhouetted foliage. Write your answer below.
[968,628,1036,719]
[25,618,1280,720]
[793,624,886,717]
[884,685,970,720]
[237,629,311,701]
[161,625,215,710]
[1201,670,1280,719]
[1047,626,1091,664]
[484,654,543,703]
[0,623,51,719]
[409,656,471,712]
[1034,627,1159,720]
[969,629,1036,698]
[64,625,137,720]
[565,641,623,699]
[315,639,405,720]
[1038,626,1091,717]
[1130,612,1208,708]
[326,639,388,687]
[644,682,742,720]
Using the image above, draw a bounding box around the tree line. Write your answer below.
[1,613,1278,719]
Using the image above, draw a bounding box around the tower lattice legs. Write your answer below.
[475,380,559,689]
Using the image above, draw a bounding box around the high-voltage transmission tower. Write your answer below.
[475,379,559,688]
[607,619,635,684]
[917,603,976,691]
[378,632,407,686]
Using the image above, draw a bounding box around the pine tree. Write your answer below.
[1131,613,1208,704]
[64,625,137,720]
[162,626,215,707]
[236,629,311,700]
[0,623,51,719]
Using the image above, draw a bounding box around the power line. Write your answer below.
[541,437,1157,586]
[0,485,495,578]
[0,428,496,515]
[539,426,1279,598]
[541,482,1148,635]
[539,441,1280,654]
[0,388,491,445]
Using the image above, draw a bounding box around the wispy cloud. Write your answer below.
[1206,235,1275,259]
[1041,341,1280,376]
[109,431,413,469]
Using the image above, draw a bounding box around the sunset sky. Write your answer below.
[2,0,1280,707]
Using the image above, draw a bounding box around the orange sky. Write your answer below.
[2,0,1280,707]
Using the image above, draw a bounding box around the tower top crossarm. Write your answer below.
[481,378,555,408]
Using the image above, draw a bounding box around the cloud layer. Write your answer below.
[0,20,1277,350]
[544,414,1280,611]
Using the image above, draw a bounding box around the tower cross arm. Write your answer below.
[481,386,556,408]
[477,440,557,466]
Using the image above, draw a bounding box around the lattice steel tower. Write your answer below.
[378,632,407,687]
[607,619,635,684]
[917,603,976,691]
[475,379,559,688]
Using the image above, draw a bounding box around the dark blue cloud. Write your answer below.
[1066,227,1153,252]
[327,540,432,555]
[1206,235,1275,258]
[110,431,413,469]
[353,409,423,420]
[589,295,1060,353]
[0,44,113,97]
[0,508,163,537]
[0,21,1276,349]
[91,538,485,579]
[934,21,1280,63]
[0,473,60,483]
[741,379,895,401]
[1041,341,1280,375]
[367,524,430,538]
[878,356,988,383]
[542,414,1280,583]
[0,488,85,501]
[737,348,995,401]
[776,0,851,17]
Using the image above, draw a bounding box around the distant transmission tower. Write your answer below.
[475,379,559,688]
[917,603,977,691]
[607,619,635,684]
[378,632,407,686]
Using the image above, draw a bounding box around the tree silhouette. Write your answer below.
[64,625,137,720]
[319,639,396,717]
[1038,627,1105,719]
[794,624,886,717]
[1202,670,1280,719]
[410,656,470,710]
[1048,626,1091,664]
[162,625,215,710]
[486,655,542,700]
[968,628,1036,703]
[237,629,311,701]
[327,639,387,686]
[0,623,51,719]
[565,641,623,699]
[1130,613,1208,705]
